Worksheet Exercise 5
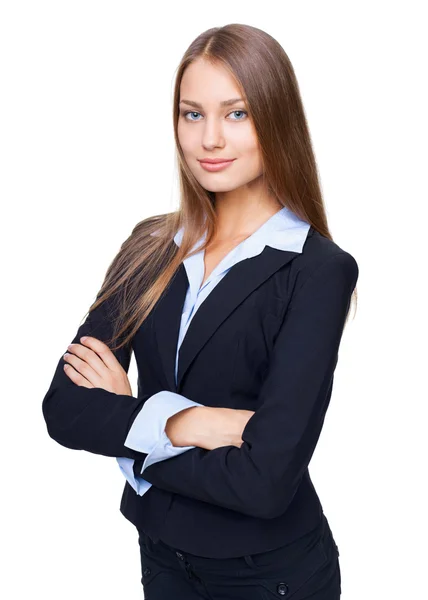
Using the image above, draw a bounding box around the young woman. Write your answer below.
[43,23,358,599]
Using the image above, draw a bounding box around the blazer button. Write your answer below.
[143,567,151,576]
[176,551,185,560]
[277,582,289,595]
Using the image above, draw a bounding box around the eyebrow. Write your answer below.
[179,98,245,109]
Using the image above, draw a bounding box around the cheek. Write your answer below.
[177,123,196,157]
[249,146,263,172]
[177,139,199,175]
[240,143,263,177]
[234,128,262,166]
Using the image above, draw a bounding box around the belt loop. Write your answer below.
[184,560,194,580]
[244,554,257,568]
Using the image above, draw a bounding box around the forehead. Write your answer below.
[180,59,244,104]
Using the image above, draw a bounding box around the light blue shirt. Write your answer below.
[116,206,310,496]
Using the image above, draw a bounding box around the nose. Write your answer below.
[201,117,225,149]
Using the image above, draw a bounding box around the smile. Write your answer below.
[199,159,236,172]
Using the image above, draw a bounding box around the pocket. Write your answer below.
[137,530,170,590]
[243,538,330,600]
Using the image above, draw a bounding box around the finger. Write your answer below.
[63,363,94,389]
[66,342,107,378]
[79,336,122,371]
[63,352,103,388]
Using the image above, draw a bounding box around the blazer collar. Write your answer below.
[153,217,315,392]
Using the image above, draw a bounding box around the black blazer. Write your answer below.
[42,225,359,558]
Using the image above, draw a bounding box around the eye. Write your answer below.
[183,111,203,122]
[228,110,248,120]
[181,110,248,122]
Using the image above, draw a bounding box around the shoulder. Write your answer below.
[289,226,359,294]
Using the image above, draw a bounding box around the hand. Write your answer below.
[63,336,133,396]
[185,407,255,450]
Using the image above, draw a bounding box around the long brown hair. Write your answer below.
[84,23,358,353]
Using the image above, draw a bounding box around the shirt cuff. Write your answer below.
[116,457,152,496]
[124,391,204,452]
[118,391,204,495]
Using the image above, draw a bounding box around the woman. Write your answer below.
[42,23,358,599]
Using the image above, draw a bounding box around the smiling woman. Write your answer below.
[42,22,357,600]
[176,60,264,197]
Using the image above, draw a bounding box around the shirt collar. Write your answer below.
[173,206,310,255]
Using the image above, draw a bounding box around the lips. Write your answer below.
[199,159,235,164]
[199,159,236,172]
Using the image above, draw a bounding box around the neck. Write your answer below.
[213,191,282,241]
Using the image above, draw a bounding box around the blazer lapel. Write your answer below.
[153,243,305,393]
[153,263,189,392]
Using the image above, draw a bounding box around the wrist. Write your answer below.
[185,406,211,447]
[192,407,245,450]
[165,406,205,447]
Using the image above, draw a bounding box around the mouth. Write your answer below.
[198,158,236,164]
[198,158,236,172]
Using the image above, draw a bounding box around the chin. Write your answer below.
[198,180,240,194]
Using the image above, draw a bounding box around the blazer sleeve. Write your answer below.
[141,252,359,519]
[42,295,152,460]
[116,392,204,495]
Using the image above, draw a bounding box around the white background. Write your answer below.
[1,1,426,598]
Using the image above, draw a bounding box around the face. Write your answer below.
[177,59,264,194]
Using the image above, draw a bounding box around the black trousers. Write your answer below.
[137,515,341,599]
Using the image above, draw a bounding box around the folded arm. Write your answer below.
[140,252,359,519]
[42,295,152,460]
[117,394,252,495]
[116,392,204,495]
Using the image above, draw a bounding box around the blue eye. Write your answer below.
[228,110,248,120]
[182,110,248,122]
[184,111,202,121]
